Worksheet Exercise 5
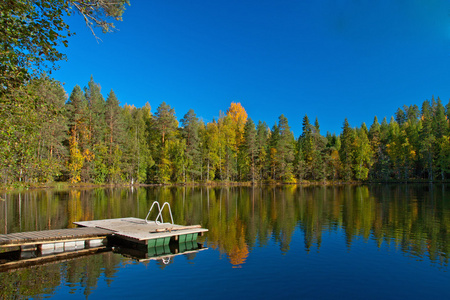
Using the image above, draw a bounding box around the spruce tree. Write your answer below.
[419,99,435,180]
[268,123,280,180]
[339,118,354,181]
[276,115,295,182]
[243,118,258,182]
[256,121,269,180]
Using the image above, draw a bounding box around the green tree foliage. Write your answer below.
[420,100,435,181]
[202,120,220,181]
[153,102,178,183]
[0,0,129,96]
[122,103,153,183]
[242,118,258,182]
[339,118,355,181]
[0,76,69,183]
[4,76,450,185]
[272,115,295,182]
[181,109,201,182]
[353,126,372,180]
[255,121,269,181]
[298,115,313,177]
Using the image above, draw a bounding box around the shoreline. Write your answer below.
[1,179,447,193]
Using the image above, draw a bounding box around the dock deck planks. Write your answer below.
[0,218,207,248]
[0,227,114,248]
[74,217,208,244]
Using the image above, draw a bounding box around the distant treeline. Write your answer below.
[1,76,450,185]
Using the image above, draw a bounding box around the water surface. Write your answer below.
[1,184,450,299]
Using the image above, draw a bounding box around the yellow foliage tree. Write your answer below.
[68,132,84,183]
[226,102,248,147]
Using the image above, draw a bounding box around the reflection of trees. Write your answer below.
[0,252,121,299]
[184,185,450,266]
[1,184,450,294]
[0,263,61,298]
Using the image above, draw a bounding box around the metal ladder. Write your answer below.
[145,201,174,225]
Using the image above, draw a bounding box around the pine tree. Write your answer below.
[105,89,125,182]
[153,102,178,183]
[154,102,178,147]
[67,85,88,146]
[66,85,91,182]
[181,109,201,182]
[85,76,106,147]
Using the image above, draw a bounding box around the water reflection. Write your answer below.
[114,241,206,263]
[1,184,450,297]
[0,251,122,299]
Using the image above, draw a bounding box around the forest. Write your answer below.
[1,76,450,185]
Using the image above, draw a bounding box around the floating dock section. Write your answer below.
[74,217,208,248]
[0,216,208,271]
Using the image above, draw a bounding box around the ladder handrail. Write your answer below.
[145,201,174,225]
[155,202,174,225]
[145,201,161,224]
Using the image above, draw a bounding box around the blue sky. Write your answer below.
[54,0,450,136]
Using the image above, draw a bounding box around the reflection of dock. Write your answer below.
[0,246,110,272]
[115,241,208,262]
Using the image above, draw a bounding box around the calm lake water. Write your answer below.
[1,184,450,299]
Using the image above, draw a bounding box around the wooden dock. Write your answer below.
[0,227,113,249]
[0,227,112,272]
[74,217,208,247]
[0,217,208,271]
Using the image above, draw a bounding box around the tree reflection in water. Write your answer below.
[1,184,450,297]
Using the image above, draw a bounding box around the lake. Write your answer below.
[1,184,450,299]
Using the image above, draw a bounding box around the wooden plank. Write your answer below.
[26,232,48,239]
[114,228,208,241]
[153,225,202,232]
[0,227,114,247]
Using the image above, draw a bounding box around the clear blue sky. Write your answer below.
[54,0,450,136]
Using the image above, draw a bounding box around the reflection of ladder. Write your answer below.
[145,201,174,225]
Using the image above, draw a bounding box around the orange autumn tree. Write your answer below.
[226,102,248,147]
